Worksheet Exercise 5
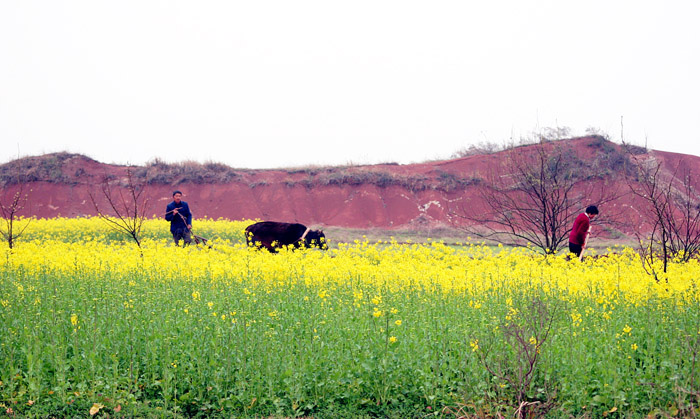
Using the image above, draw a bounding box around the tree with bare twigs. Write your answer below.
[470,297,559,418]
[451,138,621,254]
[624,146,700,274]
[0,176,32,250]
[88,168,149,248]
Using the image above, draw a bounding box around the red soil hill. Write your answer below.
[2,136,698,239]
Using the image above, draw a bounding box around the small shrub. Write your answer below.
[249,180,268,188]
[135,159,244,184]
[436,171,482,192]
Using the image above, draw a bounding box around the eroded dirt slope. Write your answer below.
[2,136,697,239]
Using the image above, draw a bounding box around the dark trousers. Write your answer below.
[569,242,583,257]
[173,228,192,246]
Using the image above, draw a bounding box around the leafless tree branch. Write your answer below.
[451,140,623,254]
[0,165,32,249]
[623,144,700,273]
[88,168,149,248]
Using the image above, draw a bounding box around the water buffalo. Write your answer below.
[245,221,327,252]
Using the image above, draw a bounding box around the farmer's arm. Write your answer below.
[579,225,591,260]
[165,204,175,221]
[584,218,593,244]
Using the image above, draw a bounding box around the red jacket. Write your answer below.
[569,213,590,245]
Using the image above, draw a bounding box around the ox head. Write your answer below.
[303,229,327,250]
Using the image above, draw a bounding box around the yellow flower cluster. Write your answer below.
[2,218,699,308]
[19,216,251,244]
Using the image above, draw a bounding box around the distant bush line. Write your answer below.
[0,152,82,186]
[133,158,246,184]
[0,153,482,192]
[0,136,642,191]
[286,167,482,192]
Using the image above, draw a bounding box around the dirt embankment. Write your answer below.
[2,136,697,239]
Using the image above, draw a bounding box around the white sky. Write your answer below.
[1,1,699,169]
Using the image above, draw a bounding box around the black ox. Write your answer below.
[245,221,327,252]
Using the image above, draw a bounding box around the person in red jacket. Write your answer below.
[569,205,599,259]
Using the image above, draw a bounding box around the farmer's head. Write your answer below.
[586,205,599,219]
[173,190,183,204]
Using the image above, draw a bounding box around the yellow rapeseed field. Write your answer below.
[4,217,698,305]
[1,217,698,418]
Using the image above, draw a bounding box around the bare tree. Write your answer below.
[452,140,620,254]
[476,297,559,417]
[0,174,32,249]
[625,150,700,274]
[89,168,149,248]
[670,170,700,259]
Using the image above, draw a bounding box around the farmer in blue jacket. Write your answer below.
[165,190,192,246]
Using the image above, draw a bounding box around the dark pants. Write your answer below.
[173,228,192,246]
[569,242,583,257]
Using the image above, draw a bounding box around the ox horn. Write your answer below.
[300,227,311,241]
